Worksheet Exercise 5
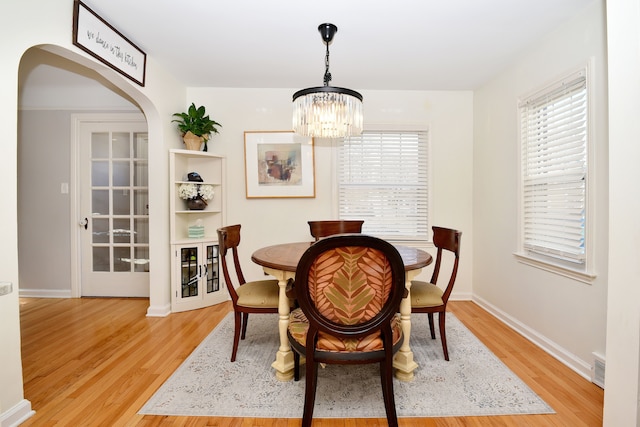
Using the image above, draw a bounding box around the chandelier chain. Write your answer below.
[323,42,332,86]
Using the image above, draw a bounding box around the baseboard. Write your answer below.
[18,288,71,298]
[450,290,473,301]
[146,303,171,317]
[0,399,35,427]
[472,295,593,381]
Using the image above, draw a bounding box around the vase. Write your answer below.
[183,131,204,151]
[186,198,206,210]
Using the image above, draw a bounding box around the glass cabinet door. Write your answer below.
[174,242,225,311]
[180,246,200,298]
[205,244,220,294]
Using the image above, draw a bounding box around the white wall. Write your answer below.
[187,88,474,293]
[472,1,608,379]
[603,0,640,424]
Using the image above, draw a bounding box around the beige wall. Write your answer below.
[188,88,474,291]
[472,1,608,379]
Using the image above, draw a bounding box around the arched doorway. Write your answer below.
[18,46,149,298]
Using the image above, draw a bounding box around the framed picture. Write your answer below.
[244,131,315,198]
[72,0,147,86]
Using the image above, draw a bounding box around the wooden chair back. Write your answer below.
[429,226,462,303]
[307,220,364,241]
[217,224,246,303]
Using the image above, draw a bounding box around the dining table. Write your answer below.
[251,240,432,382]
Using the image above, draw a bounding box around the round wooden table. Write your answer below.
[252,241,432,381]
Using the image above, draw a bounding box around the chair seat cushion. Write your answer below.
[236,279,280,308]
[288,308,402,353]
[410,280,444,307]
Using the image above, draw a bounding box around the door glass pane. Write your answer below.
[92,161,109,186]
[113,189,130,215]
[93,247,110,272]
[92,132,109,158]
[133,190,148,215]
[93,218,110,243]
[134,160,148,186]
[92,190,109,215]
[134,218,148,243]
[112,132,130,158]
[180,247,199,298]
[114,246,131,272]
[113,218,131,243]
[113,161,130,186]
[135,247,149,272]
[134,132,148,158]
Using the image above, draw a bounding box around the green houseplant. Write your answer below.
[172,103,222,151]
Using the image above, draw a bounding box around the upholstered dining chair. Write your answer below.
[410,226,462,361]
[287,234,406,427]
[307,220,364,241]
[217,224,282,362]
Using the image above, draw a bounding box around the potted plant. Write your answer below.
[172,103,222,151]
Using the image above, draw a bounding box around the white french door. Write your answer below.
[78,118,149,297]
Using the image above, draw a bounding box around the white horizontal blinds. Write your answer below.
[338,131,429,240]
[521,71,587,263]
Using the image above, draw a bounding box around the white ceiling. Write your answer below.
[47,0,595,91]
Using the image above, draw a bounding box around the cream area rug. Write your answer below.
[139,312,554,418]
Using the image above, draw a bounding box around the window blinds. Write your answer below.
[520,71,587,263]
[338,131,429,240]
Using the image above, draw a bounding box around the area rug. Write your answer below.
[139,312,554,418]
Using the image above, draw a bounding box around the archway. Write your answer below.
[18,46,148,299]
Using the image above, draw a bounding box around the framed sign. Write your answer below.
[72,0,146,86]
[244,131,315,198]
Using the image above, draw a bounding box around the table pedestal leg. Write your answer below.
[264,267,296,381]
[393,269,421,381]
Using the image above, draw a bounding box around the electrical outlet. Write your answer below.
[0,282,13,296]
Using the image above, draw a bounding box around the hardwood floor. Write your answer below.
[19,298,603,426]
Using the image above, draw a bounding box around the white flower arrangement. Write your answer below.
[198,184,215,201]
[178,183,215,201]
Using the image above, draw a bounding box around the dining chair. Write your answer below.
[410,226,462,361]
[217,224,283,362]
[307,220,364,241]
[287,234,406,427]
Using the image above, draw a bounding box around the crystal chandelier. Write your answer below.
[293,23,363,138]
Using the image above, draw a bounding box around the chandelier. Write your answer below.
[292,23,363,138]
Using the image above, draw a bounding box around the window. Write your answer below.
[337,129,429,241]
[518,67,591,276]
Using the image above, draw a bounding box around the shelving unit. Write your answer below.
[169,149,227,312]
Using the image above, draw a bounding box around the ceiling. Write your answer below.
[57,0,594,91]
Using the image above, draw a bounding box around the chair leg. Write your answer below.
[380,357,399,427]
[301,358,319,427]
[293,351,300,381]
[428,313,436,339]
[231,311,242,362]
[241,312,249,339]
[439,311,449,361]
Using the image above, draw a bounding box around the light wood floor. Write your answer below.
[19,298,603,426]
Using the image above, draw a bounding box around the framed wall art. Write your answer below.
[72,0,147,86]
[244,131,315,198]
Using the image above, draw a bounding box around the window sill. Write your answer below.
[384,239,432,251]
[513,252,596,284]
